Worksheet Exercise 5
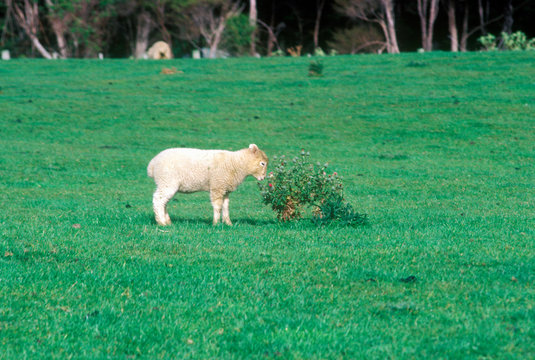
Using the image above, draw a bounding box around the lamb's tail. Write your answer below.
[147,158,155,178]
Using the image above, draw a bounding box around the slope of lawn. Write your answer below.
[0,51,534,359]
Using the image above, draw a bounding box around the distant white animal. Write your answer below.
[147,144,268,226]
[147,41,173,60]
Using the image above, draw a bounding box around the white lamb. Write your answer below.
[147,41,173,59]
[147,144,268,226]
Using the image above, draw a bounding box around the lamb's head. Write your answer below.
[245,144,268,181]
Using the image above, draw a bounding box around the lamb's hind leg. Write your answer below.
[153,186,177,226]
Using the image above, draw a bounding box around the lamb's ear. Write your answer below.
[249,144,258,153]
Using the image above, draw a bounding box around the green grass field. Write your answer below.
[1,52,534,359]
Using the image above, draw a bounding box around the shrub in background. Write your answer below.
[308,60,324,77]
[222,14,255,56]
[258,151,367,226]
[312,48,338,56]
[477,33,497,51]
[313,47,327,56]
[478,31,535,51]
[501,31,535,50]
[327,25,384,54]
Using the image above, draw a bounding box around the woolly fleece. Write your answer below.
[148,144,268,226]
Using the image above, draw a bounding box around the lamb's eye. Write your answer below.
[260,161,266,167]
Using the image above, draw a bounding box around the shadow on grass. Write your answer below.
[144,213,369,229]
[146,214,278,227]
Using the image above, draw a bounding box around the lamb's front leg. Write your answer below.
[222,195,232,226]
[210,191,224,225]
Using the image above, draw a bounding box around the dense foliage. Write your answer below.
[258,151,367,226]
[1,0,535,57]
[478,31,535,51]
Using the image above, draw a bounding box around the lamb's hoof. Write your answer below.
[156,219,171,226]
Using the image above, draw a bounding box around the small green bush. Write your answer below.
[308,60,324,77]
[502,31,533,51]
[312,48,338,57]
[478,33,497,51]
[314,47,327,57]
[258,151,367,226]
[478,31,535,51]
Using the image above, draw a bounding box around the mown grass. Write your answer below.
[0,51,534,359]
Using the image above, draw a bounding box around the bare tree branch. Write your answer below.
[334,0,399,53]
[353,40,387,53]
[186,0,243,58]
[12,0,52,59]
[257,19,282,53]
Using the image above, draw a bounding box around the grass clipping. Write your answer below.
[259,150,367,227]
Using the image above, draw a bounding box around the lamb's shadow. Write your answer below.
[146,214,277,227]
[231,218,277,226]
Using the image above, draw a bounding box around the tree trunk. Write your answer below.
[417,0,428,50]
[44,0,69,58]
[135,11,153,59]
[459,4,469,52]
[1,0,13,46]
[28,32,52,58]
[266,1,276,56]
[51,21,68,58]
[313,0,326,50]
[291,5,304,47]
[382,0,399,53]
[501,0,513,35]
[249,0,257,55]
[417,0,439,51]
[477,0,488,35]
[12,0,52,59]
[426,0,439,50]
[209,21,226,58]
[377,19,391,52]
[447,0,458,52]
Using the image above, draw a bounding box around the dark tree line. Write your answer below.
[1,0,533,58]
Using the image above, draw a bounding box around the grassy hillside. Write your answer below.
[0,52,534,359]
